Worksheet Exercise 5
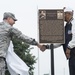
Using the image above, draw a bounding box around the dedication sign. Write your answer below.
[39,9,64,43]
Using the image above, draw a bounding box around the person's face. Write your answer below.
[64,12,72,22]
[7,17,15,26]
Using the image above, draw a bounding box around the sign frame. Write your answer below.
[38,9,65,44]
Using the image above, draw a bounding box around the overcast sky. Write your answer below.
[0,0,75,75]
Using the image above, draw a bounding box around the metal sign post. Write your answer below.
[50,44,54,75]
[38,9,64,75]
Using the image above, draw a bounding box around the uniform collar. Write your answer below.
[67,18,73,24]
[3,20,11,26]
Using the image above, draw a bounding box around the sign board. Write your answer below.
[38,9,64,43]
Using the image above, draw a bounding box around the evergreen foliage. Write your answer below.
[5,37,37,75]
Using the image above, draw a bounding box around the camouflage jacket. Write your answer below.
[0,21,38,57]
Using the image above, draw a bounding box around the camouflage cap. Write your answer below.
[3,12,17,21]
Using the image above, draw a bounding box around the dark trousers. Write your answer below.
[69,57,75,75]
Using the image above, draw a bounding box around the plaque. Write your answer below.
[38,9,64,43]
